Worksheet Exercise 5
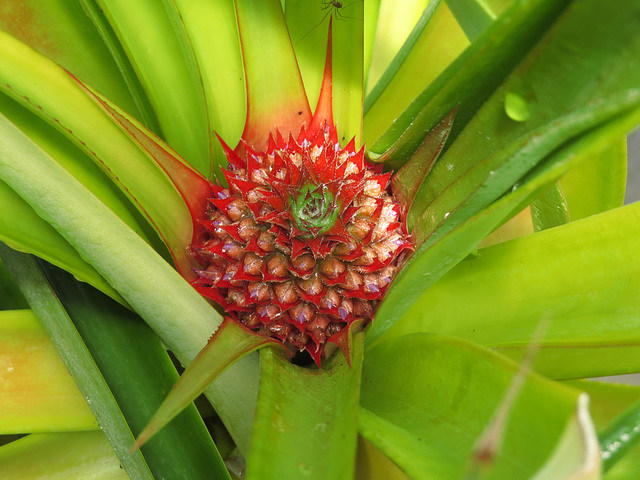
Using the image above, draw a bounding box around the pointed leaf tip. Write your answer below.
[308,19,334,139]
[132,318,281,450]
[392,108,457,219]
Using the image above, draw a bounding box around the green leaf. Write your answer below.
[599,396,640,474]
[561,137,628,221]
[364,0,469,147]
[363,0,382,91]
[0,261,26,310]
[356,437,410,480]
[0,112,259,454]
[39,263,232,480]
[78,0,161,133]
[369,0,572,166]
[0,0,144,124]
[164,0,246,176]
[236,0,312,149]
[134,318,279,451]
[412,0,640,209]
[381,202,640,380]
[368,0,640,341]
[0,309,96,434]
[0,181,122,303]
[0,247,153,480]
[0,33,198,270]
[445,0,513,41]
[530,182,570,231]
[0,86,162,255]
[246,334,365,480]
[0,432,129,480]
[360,333,599,479]
[94,0,211,175]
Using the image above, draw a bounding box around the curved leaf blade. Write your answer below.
[0,112,260,453]
[360,333,599,479]
[0,0,143,123]
[383,202,640,380]
[165,0,246,177]
[40,263,232,480]
[364,1,468,147]
[0,247,153,480]
[0,432,129,480]
[236,0,311,150]
[134,318,279,451]
[369,0,572,166]
[246,334,365,480]
[95,0,211,175]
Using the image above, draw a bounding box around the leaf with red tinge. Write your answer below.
[68,74,213,279]
[132,318,282,451]
[235,0,312,151]
[307,20,334,140]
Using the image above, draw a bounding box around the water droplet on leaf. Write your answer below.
[504,92,530,122]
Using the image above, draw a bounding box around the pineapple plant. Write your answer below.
[1,0,640,479]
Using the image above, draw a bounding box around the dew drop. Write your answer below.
[504,92,530,122]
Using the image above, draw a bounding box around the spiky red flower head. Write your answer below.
[189,119,411,365]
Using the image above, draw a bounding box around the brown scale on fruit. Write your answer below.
[190,122,412,366]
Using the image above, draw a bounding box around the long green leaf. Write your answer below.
[364,1,468,146]
[0,180,122,303]
[0,31,195,272]
[0,113,259,454]
[78,0,161,133]
[94,0,211,175]
[0,0,143,123]
[413,0,640,211]
[369,96,640,343]
[40,263,231,480]
[0,432,129,480]
[561,137,628,221]
[369,0,640,341]
[0,88,161,253]
[133,318,279,451]
[369,0,572,166]
[360,333,599,479]
[0,309,96,434]
[236,0,312,149]
[246,335,365,480]
[381,202,640,380]
[0,246,153,480]
[599,397,640,474]
[164,0,245,177]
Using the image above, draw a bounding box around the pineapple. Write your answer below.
[190,119,411,366]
